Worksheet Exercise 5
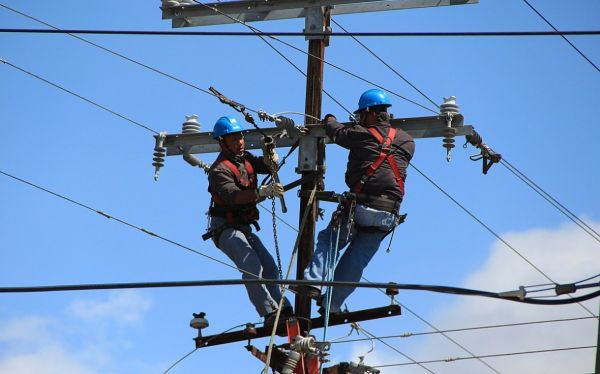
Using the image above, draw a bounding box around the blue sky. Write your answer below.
[1,1,599,373]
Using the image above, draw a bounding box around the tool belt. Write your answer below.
[208,204,259,226]
[351,193,400,214]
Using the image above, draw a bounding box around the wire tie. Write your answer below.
[95,210,112,219]
[400,332,412,338]
[445,357,458,362]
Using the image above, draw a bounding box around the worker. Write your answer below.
[293,89,415,315]
[207,116,293,326]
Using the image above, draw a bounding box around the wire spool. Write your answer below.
[182,114,201,134]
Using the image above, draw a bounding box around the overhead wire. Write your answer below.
[0,59,159,135]
[363,276,501,374]
[191,0,437,115]
[0,169,263,280]
[331,315,598,344]
[3,28,600,37]
[500,158,600,244]
[372,345,597,369]
[351,321,436,373]
[522,0,600,74]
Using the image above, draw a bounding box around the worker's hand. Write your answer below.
[264,150,279,171]
[258,183,284,198]
[322,114,337,124]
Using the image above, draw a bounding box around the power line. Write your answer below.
[500,158,600,244]
[372,345,597,368]
[0,59,159,135]
[0,3,267,116]
[192,0,438,115]
[3,28,600,37]
[331,18,440,110]
[2,276,599,306]
[332,316,599,344]
[0,169,260,279]
[408,163,597,317]
[522,0,600,73]
[351,322,435,373]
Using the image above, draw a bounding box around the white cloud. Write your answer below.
[0,291,154,373]
[373,221,600,373]
[68,290,152,325]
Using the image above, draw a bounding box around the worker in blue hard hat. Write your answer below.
[206,116,292,326]
[292,89,416,315]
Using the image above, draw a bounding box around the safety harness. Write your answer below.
[208,158,260,228]
[352,127,405,196]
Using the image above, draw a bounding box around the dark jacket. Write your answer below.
[326,118,415,202]
[208,151,270,207]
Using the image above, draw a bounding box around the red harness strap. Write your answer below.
[352,127,405,195]
[210,159,257,224]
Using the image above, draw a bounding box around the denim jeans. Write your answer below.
[303,204,398,313]
[210,217,291,317]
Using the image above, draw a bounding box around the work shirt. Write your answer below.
[325,118,415,202]
[208,151,270,206]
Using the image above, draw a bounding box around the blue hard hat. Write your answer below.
[212,116,244,139]
[355,89,392,114]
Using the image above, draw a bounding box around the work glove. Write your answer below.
[322,114,337,124]
[258,183,284,198]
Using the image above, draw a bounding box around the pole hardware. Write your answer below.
[440,96,460,162]
[180,115,211,172]
[463,129,502,174]
[262,135,288,213]
[152,131,167,181]
[190,312,210,347]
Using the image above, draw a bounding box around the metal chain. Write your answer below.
[271,197,283,282]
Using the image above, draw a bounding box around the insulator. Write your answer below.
[190,312,209,331]
[281,351,301,374]
[385,285,399,296]
[442,125,457,161]
[243,323,257,339]
[465,130,483,147]
[182,114,201,134]
[291,335,316,354]
[440,96,460,116]
[276,116,295,129]
[152,132,167,181]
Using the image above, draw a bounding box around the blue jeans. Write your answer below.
[303,204,398,313]
[210,217,291,317]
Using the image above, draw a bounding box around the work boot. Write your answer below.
[289,284,321,300]
[264,306,294,329]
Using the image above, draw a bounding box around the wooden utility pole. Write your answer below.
[296,6,331,329]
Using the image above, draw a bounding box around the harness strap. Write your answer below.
[210,158,258,225]
[353,127,405,194]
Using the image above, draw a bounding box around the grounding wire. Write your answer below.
[0,59,159,135]
[522,0,600,74]
[332,315,598,344]
[0,169,264,280]
[3,28,600,37]
[500,158,600,244]
[331,18,440,110]
[372,345,597,368]
[192,0,436,115]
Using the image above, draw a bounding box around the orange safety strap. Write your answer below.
[210,158,257,224]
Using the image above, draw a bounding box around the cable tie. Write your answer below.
[141,228,158,237]
[498,286,526,300]
[95,210,112,219]
[444,356,458,362]
[555,283,577,296]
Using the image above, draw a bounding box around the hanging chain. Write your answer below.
[271,197,283,282]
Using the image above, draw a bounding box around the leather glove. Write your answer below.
[322,114,337,124]
[258,183,284,198]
